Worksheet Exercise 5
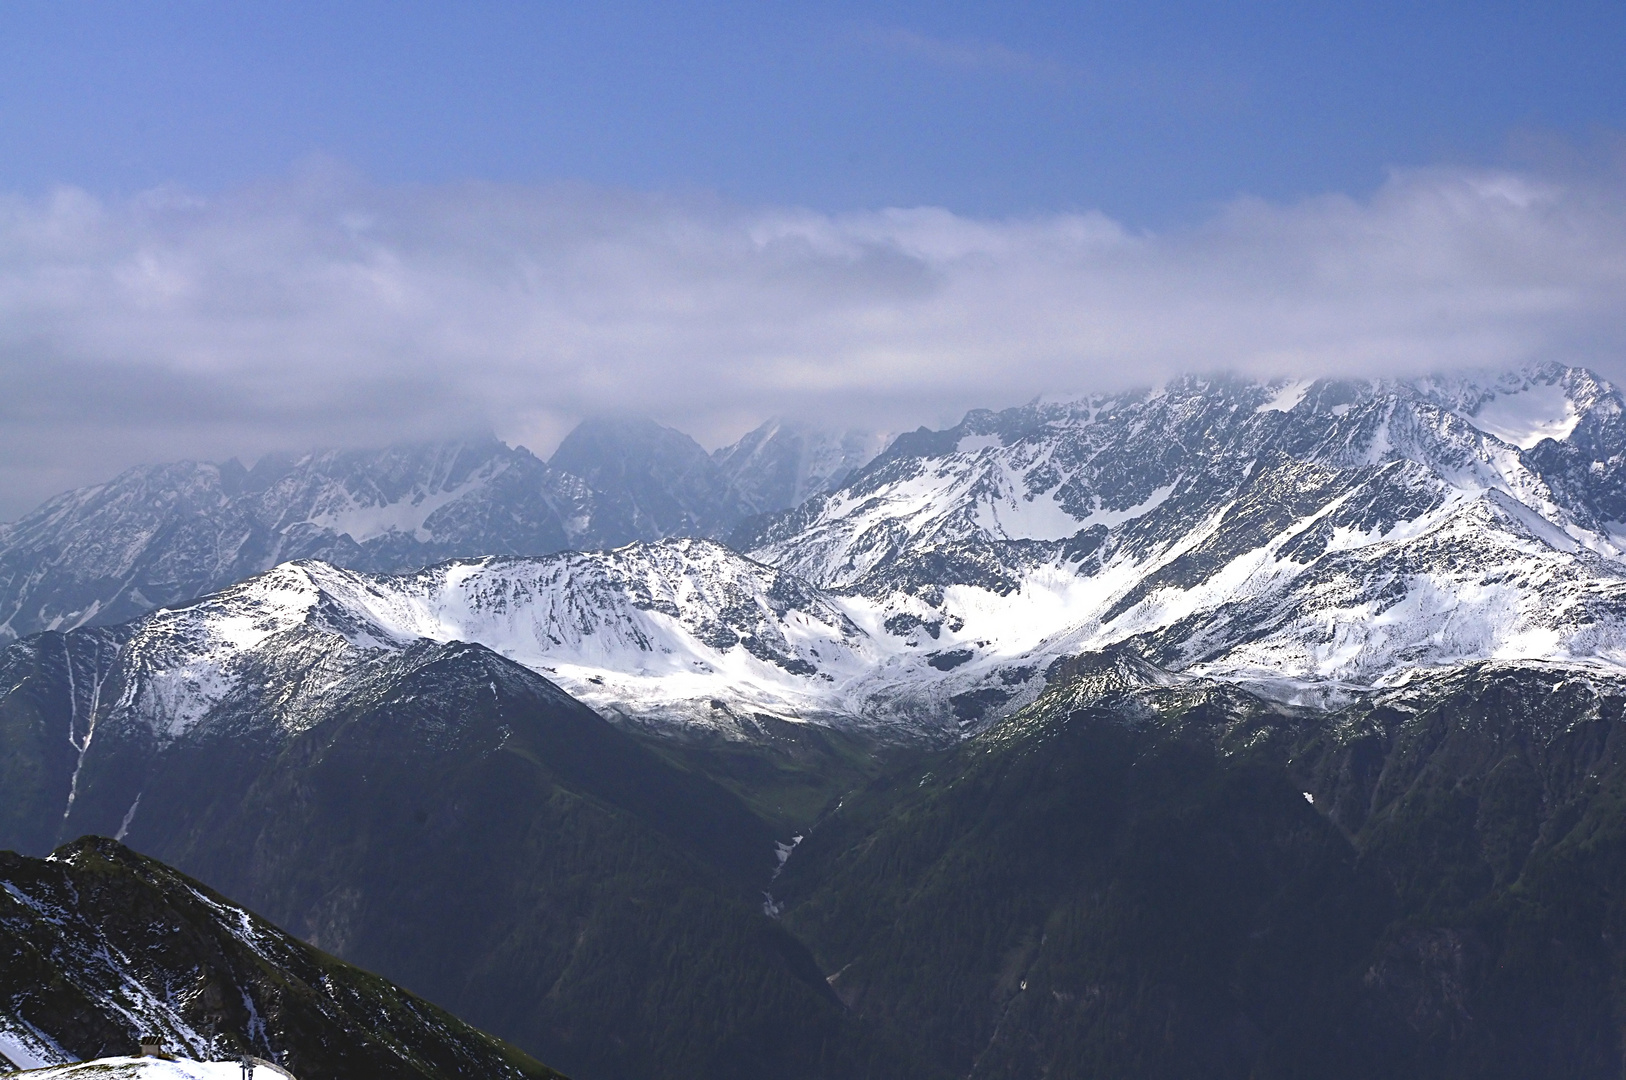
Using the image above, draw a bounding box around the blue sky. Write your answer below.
[3,1,1623,221]
[2,2,1626,515]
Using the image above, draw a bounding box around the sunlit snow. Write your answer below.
[1470,382,1579,449]
[1255,379,1313,414]
[55,369,1626,740]
[0,1024,71,1071]
[20,1058,286,1079]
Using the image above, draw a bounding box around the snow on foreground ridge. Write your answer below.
[69,366,1626,739]
[14,1059,294,1079]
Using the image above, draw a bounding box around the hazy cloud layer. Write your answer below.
[2,162,1625,518]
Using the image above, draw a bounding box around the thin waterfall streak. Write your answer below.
[63,655,112,821]
[62,634,79,749]
[114,793,141,841]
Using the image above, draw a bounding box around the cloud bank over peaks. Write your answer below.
[1,161,1624,519]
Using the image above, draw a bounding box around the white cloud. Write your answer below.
[1,161,1624,517]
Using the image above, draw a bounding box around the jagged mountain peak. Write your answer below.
[0,414,888,645]
[548,416,738,541]
[713,418,891,516]
[749,366,1626,574]
[714,366,1626,722]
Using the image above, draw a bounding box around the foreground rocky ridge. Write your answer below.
[0,837,562,1079]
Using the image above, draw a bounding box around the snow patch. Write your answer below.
[0,1023,75,1070]
[771,835,804,880]
[1256,380,1312,414]
[303,467,501,543]
[1071,483,1176,531]
[20,1058,264,1079]
[974,488,1082,542]
[955,434,1002,454]
[114,793,141,841]
[1470,382,1579,448]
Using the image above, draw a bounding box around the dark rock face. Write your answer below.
[713,420,888,517]
[549,416,888,543]
[549,417,739,543]
[0,837,564,1080]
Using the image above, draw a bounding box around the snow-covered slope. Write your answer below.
[730,364,1626,713]
[37,541,952,740]
[11,364,1626,741]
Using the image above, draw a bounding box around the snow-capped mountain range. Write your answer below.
[0,418,884,646]
[10,363,1626,744]
[737,363,1626,708]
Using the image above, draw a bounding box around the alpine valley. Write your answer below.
[8,364,1626,1077]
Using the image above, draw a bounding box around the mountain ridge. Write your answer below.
[0,419,889,646]
[7,365,1626,745]
[0,836,565,1079]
